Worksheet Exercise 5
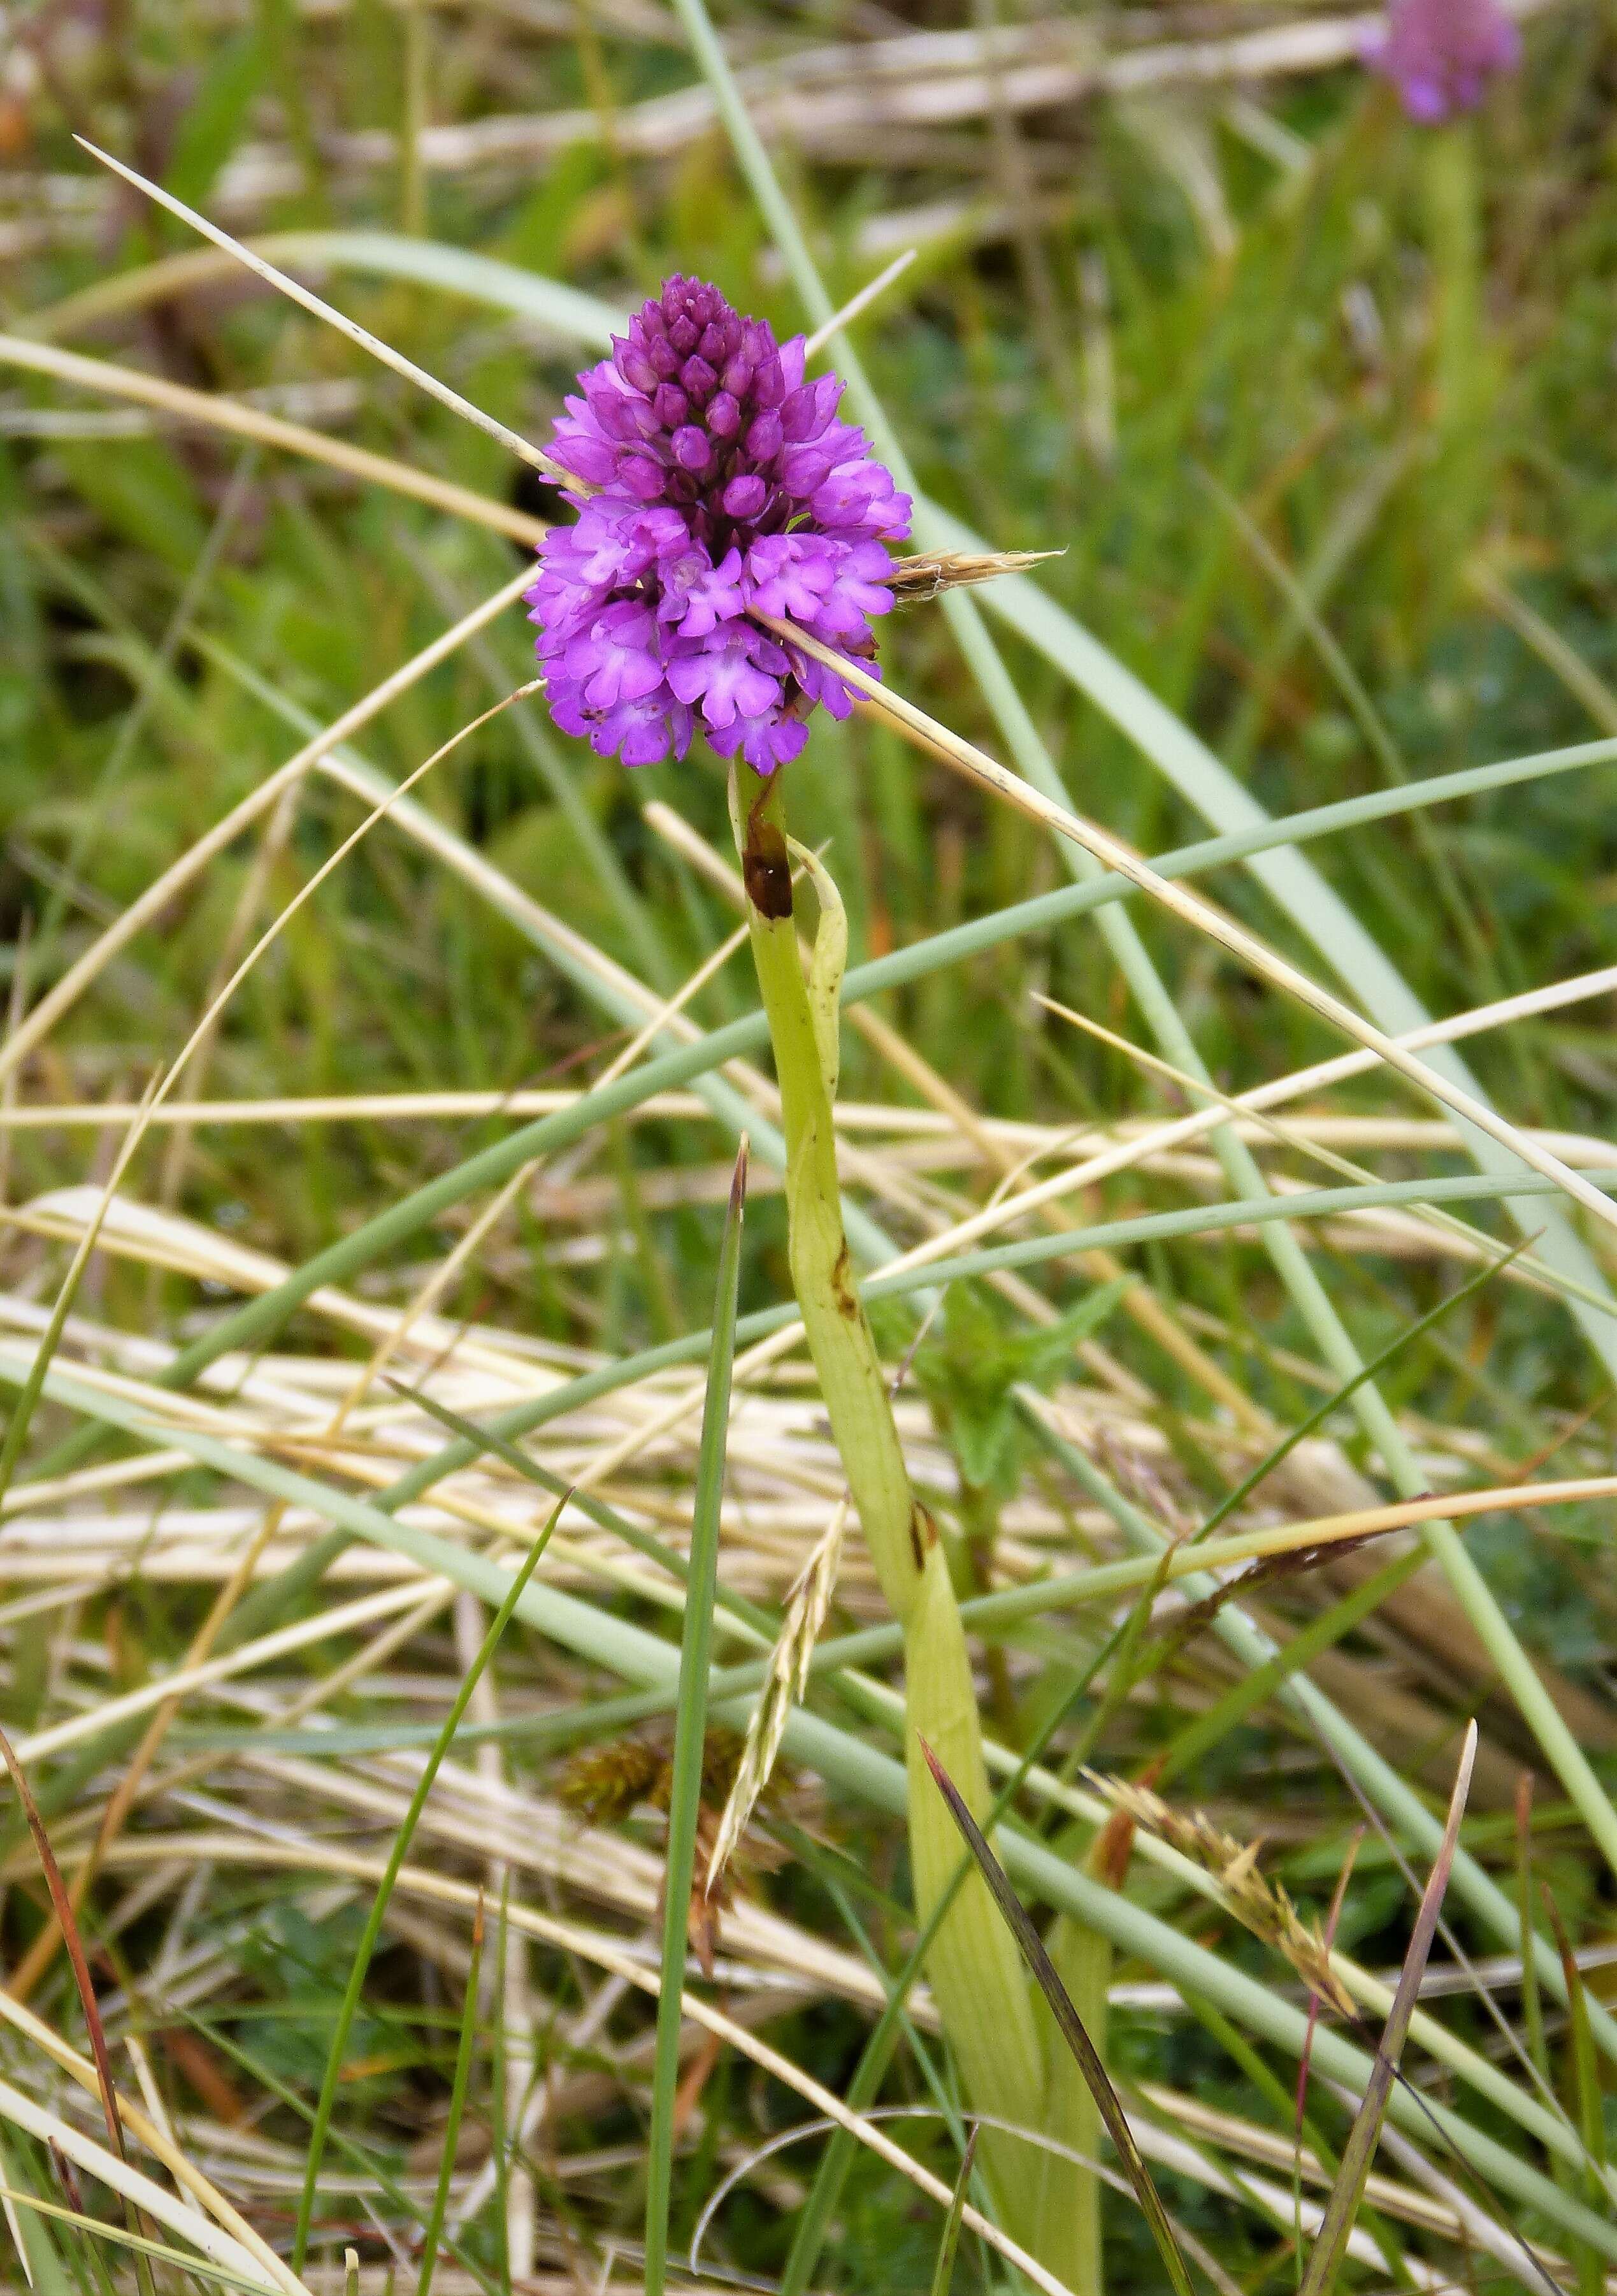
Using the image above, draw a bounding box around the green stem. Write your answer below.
[1030,1911,1110,2296]
[958,1480,1016,1733]
[733,762,1049,2227]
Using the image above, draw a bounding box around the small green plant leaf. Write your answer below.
[786,837,848,1105]
[417,1898,484,2296]
[916,1279,1130,1496]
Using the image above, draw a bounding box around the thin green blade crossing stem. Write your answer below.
[929,2128,979,2296]
[643,1139,747,2296]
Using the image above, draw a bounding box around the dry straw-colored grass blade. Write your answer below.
[0,333,547,545]
[0,568,536,1091]
[74,140,560,482]
[706,1493,851,1895]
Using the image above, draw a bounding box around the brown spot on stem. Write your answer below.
[743,816,793,920]
[908,1503,935,1572]
[830,1241,859,1320]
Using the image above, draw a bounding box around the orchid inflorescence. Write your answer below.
[526,275,912,774]
[1366,0,1521,123]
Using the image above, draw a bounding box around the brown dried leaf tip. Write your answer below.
[1176,1529,1386,1641]
[1085,1772,1357,2019]
[884,548,1063,605]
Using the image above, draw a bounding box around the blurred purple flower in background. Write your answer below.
[526,277,911,772]
[1365,0,1521,122]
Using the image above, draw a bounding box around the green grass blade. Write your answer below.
[0,2184,278,2295]
[0,2126,75,2296]
[643,1140,747,2296]
[1154,1553,1428,1785]
[417,1901,484,2296]
[9,1329,1617,1770]
[1186,1241,1529,1550]
[185,2007,500,2296]
[608,0,1617,1955]
[6,1358,1617,2247]
[928,2128,979,2296]
[290,1492,566,2274]
[22,740,1617,1499]
[1022,1396,1617,2088]
[641,0,1617,1966]
[0,1070,161,1517]
[197,645,807,1204]
[934,503,1617,1382]
[389,1376,773,1640]
[24,229,621,347]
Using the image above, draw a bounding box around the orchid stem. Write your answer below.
[732,758,1061,2238]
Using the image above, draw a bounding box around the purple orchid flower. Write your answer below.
[1365,0,1521,122]
[524,276,911,772]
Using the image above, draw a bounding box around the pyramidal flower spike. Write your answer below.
[525,275,912,773]
[1365,0,1521,122]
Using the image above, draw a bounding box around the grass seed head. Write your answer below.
[1086,1772,1358,2018]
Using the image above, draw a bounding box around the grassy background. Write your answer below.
[4,1,1617,2290]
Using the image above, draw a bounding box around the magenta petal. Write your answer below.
[665,656,710,707]
[529,273,909,769]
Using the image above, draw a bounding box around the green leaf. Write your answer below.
[416,1902,483,2296]
[1018,1278,1135,1388]
[916,1280,1129,1496]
